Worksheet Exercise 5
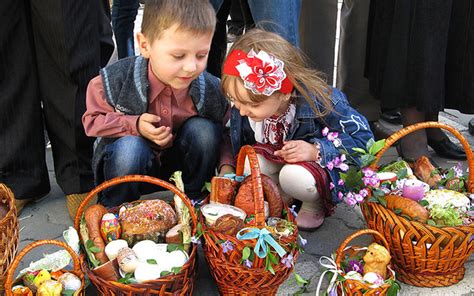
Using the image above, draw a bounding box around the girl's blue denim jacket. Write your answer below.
[230,87,374,204]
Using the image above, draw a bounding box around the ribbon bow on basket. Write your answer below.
[236,227,286,259]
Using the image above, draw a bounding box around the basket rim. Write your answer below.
[0,184,17,224]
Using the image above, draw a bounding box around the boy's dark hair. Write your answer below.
[141,0,216,41]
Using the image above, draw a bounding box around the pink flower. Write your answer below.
[359,188,369,197]
[326,161,334,170]
[362,167,375,177]
[338,163,349,172]
[338,191,344,200]
[327,132,339,142]
[329,182,335,190]
[322,127,329,137]
[338,179,345,186]
[354,194,364,203]
[346,196,357,206]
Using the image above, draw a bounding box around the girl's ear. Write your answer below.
[136,32,151,58]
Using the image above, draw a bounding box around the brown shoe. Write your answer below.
[14,198,33,216]
[66,193,98,220]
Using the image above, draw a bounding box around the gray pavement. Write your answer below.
[13,113,474,295]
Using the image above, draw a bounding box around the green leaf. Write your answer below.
[160,271,172,277]
[242,246,251,261]
[61,290,76,296]
[360,154,376,167]
[393,208,402,215]
[386,280,401,296]
[418,200,429,207]
[426,219,436,226]
[147,259,157,264]
[167,244,185,252]
[377,195,387,207]
[342,166,364,190]
[268,252,278,264]
[367,197,379,203]
[89,246,101,253]
[117,272,135,284]
[352,147,367,154]
[196,222,203,236]
[201,182,211,193]
[369,139,386,155]
[171,266,182,274]
[401,214,412,221]
[366,138,375,151]
[396,168,408,180]
[294,273,308,286]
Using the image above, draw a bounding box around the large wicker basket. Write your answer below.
[362,121,474,287]
[335,229,396,296]
[201,145,299,296]
[73,175,198,295]
[0,184,19,292]
[4,239,85,295]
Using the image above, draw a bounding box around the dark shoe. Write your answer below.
[427,138,467,160]
[369,121,393,140]
[380,110,402,125]
[469,119,474,135]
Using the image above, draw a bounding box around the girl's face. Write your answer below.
[227,80,290,122]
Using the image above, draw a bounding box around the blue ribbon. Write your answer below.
[223,173,246,182]
[236,227,286,258]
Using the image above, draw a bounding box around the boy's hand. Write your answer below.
[218,164,235,177]
[137,113,173,147]
[274,140,319,163]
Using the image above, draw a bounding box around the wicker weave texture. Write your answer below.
[364,122,474,287]
[73,175,198,296]
[0,184,19,292]
[201,145,299,296]
[4,240,85,295]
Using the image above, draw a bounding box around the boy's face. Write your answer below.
[137,24,213,89]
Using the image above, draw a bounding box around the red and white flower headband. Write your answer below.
[223,49,293,96]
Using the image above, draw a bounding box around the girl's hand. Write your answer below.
[274,140,320,163]
[137,113,173,147]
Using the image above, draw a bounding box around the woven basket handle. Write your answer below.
[5,240,81,295]
[370,121,474,193]
[235,145,266,226]
[73,175,198,234]
[335,229,390,268]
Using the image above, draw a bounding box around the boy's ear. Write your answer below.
[136,32,151,58]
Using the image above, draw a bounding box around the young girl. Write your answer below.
[222,29,374,231]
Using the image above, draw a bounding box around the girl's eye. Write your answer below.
[196,54,208,59]
[172,54,184,59]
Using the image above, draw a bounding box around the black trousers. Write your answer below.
[0,0,113,199]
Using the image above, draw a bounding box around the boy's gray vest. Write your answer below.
[92,56,228,183]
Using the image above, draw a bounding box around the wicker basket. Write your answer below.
[362,121,474,287]
[4,240,85,295]
[334,229,396,296]
[201,145,299,296]
[0,184,19,292]
[73,175,198,295]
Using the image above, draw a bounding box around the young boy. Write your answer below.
[83,0,233,207]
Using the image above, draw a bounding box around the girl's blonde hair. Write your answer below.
[222,29,334,117]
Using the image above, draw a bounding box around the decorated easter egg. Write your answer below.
[117,247,139,273]
[100,213,121,242]
[57,272,82,292]
[402,179,429,201]
[105,239,128,261]
[363,272,384,287]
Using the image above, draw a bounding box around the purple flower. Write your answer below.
[281,254,294,268]
[333,138,342,147]
[328,287,338,296]
[359,188,369,197]
[354,194,364,203]
[221,240,234,253]
[338,163,349,172]
[338,179,345,186]
[326,161,334,171]
[299,235,307,246]
[453,163,463,178]
[322,127,329,137]
[329,182,335,190]
[362,167,375,177]
[337,191,344,201]
[290,204,298,217]
[344,260,364,274]
[327,132,339,142]
[191,236,201,244]
[346,196,357,206]
[244,259,253,268]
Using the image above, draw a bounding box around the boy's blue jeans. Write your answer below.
[99,117,222,207]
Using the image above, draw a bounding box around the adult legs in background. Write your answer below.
[279,164,324,231]
[227,0,245,42]
[112,0,140,59]
[207,0,231,77]
[247,0,301,47]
